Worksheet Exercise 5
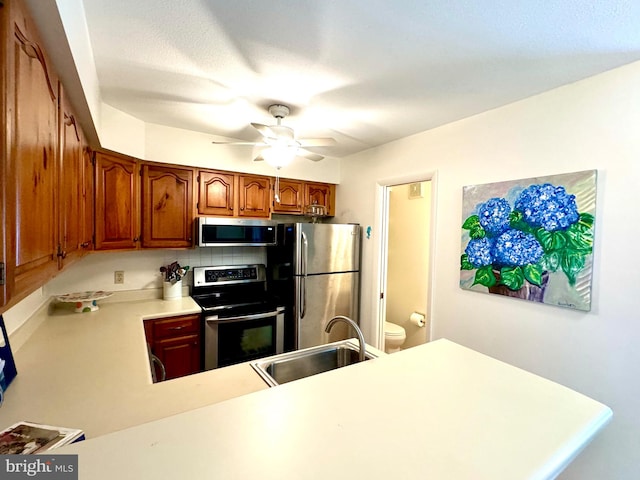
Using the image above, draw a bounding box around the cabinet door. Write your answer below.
[58,85,83,266]
[81,146,94,251]
[147,314,202,381]
[272,179,303,214]
[6,1,60,298]
[153,334,201,380]
[238,174,271,218]
[197,169,235,216]
[141,163,194,248]
[305,182,336,217]
[94,150,140,250]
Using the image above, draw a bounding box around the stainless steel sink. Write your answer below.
[251,340,380,387]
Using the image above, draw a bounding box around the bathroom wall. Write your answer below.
[385,182,431,349]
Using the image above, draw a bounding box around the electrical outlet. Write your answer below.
[114,271,125,284]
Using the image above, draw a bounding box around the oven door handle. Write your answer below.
[205,308,283,324]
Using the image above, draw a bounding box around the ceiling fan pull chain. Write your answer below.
[274,169,281,203]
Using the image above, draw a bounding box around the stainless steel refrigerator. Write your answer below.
[267,223,361,350]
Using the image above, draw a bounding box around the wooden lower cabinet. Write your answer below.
[144,314,202,382]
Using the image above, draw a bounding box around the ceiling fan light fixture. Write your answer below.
[262,144,298,168]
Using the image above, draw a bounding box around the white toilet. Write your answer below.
[384,321,406,353]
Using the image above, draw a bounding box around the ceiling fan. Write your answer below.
[212,104,336,165]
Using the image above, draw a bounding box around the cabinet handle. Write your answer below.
[133,237,139,242]
[168,326,184,330]
[80,242,90,248]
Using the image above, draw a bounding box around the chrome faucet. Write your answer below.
[325,316,366,362]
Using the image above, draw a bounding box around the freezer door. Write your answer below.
[295,271,360,349]
[295,223,361,275]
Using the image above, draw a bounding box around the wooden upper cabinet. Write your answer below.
[6,0,60,297]
[272,179,304,214]
[141,163,194,248]
[58,85,84,266]
[197,169,234,216]
[94,150,140,250]
[305,182,336,216]
[81,146,95,251]
[238,174,271,218]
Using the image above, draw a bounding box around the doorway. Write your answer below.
[377,177,434,351]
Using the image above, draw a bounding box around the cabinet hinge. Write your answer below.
[0,262,5,286]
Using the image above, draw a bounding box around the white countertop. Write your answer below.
[1,295,269,437]
[58,339,611,480]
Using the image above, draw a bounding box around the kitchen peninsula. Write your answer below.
[2,295,611,479]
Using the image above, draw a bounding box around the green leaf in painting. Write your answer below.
[462,215,481,231]
[499,266,525,290]
[577,212,594,230]
[469,226,486,239]
[461,254,474,270]
[566,224,593,251]
[561,249,586,286]
[536,228,566,251]
[542,251,561,272]
[523,264,544,286]
[473,266,497,288]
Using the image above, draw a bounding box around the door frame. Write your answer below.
[372,171,438,350]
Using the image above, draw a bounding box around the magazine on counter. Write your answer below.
[0,421,84,454]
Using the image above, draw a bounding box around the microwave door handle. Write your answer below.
[205,309,281,324]
[300,231,307,319]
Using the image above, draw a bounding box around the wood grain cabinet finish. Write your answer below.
[141,163,194,248]
[197,169,234,216]
[272,179,304,214]
[94,150,140,250]
[304,182,336,216]
[5,0,60,301]
[197,170,272,218]
[144,314,202,381]
[58,85,90,267]
[237,174,271,218]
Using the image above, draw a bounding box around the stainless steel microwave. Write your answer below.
[197,218,277,247]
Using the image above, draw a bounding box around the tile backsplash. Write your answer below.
[44,247,267,296]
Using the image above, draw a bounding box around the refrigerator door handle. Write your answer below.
[300,231,308,318]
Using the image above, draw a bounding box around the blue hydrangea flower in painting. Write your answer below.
[493,229,544,267]
[477,197,511,236]
[514,183,579,231]
[465,237,494,267]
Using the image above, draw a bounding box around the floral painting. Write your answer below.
[460,170,597,311]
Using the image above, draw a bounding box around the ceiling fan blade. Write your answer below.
[253,153,265,162]
[251,123,277,138]
[298,137,337,147]
[298,148,324,162]
[212,141,260,146]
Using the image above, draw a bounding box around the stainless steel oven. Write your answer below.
[192,265,286,370]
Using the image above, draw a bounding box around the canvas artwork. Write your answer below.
[460,170,597,311]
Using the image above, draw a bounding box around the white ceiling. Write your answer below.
[78,0,640,158]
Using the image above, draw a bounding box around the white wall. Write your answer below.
[99,104,341,182]
[337,61,640,479]
[99,103,146,157]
